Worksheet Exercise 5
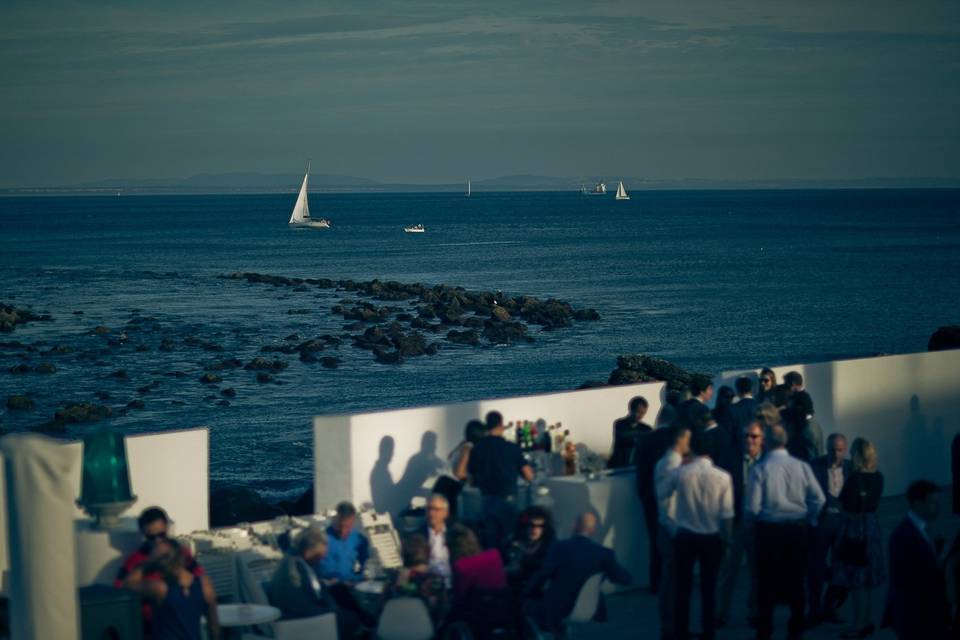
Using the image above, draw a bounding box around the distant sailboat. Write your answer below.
[615,181,630,200]
[288,164,330,229]
[404,224,425,233]
[465,180,471,197]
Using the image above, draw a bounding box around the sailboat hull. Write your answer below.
[290,220,331,229]
[616,195,630,200]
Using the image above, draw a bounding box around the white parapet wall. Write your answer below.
[313,382,666,516]
[716,349,960,496]
[0,427,209,582]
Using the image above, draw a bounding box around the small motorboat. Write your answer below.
[404,224,425,233]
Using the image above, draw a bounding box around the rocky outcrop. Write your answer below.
[928,326,960,352]
[209,485,285,528]
[605,354,713,392]
[0,304,52,333]
[49,403,112,426]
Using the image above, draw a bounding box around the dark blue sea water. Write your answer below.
[2,189,959,498]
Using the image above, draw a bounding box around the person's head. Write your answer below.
[673,426,692,456]
[850,438,878,473]
[735,376,753,397]
[665,389,682,407]
[716,386,735,408]
[401,533,430,569]
[518,505,555,546]
[758,368,776,393]
[744,421,765,457]
[465,419,487,444]
[574,511,598,538]
[768,424,789,450]
[783,371,804,392]
[690,378,714,402]
[426,493,449,530]
[333,502,357,539]
[826,433,848,466]
[755,402,781,431]
[688,430,709,458]
[447,523,482,563]
[293,523,329,563]
[906,480,941,523]
[628,396,649,422]
[138,506,170,541]
[148,538,184,578]
[485,411,504,433]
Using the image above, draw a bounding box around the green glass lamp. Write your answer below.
[77,425,137,529]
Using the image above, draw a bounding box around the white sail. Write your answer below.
[615,181,629,200]
[466,180,471,197]
[289,167,310,224]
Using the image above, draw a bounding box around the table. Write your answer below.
[217,603,281,639]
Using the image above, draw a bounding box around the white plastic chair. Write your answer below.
[272,614,338,640]
[376,597,434,640]
[566,573,603,623]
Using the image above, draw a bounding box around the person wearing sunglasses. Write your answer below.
[756,368,778,405]
[115,506,206,633]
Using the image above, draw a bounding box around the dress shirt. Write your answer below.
[827,465,844,498]
[427,525,452,585]
[654,450,683,534]
[662,456,734,535]
[745,448,825,525]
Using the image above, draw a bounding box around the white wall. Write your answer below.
[716,349,960,496]
[314,382,665,515]
[0,427,209,580]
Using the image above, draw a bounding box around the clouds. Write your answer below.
[0,1,958,185]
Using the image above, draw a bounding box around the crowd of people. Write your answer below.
[615,370,958,640]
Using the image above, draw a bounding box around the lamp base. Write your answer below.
[77,497,137,530]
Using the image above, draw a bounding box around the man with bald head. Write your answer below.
[524,511,632,633]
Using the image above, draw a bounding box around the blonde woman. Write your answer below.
[832,438,885,638]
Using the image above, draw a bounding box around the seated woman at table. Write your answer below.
[505,506,556,593]
[448,524,507,612]
[385,533,448,621]
[266,524,360,638]
[131,539,220,640]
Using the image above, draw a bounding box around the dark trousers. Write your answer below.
[674,529,723,640]
[480,494,517,555]
[756,520,809,640]
[806,512,844,617]
[641,491,661,591]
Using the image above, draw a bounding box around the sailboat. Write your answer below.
[615,181,630,201]
[465,180,471,197]
[288,164,331,229]
[404,223,425,233]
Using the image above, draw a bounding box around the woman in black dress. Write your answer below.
[832,438,885,638]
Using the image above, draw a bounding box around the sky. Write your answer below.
[1,1,959,187]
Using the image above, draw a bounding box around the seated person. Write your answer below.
[386,533,447,621]
[506,506,556,591]
[421,493,452,587]
[317,501,369,583]
[524,512,632,632]
[115,506,205,632]
[267,524,359,638]
[448,523,507,612]
[130,539,220,640]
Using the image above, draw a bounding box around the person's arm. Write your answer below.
[201,575,221,640]
[602,549,632,586]
[520,464,534,482]
[355,534,370,579]
[655,462,679,501]
[453,443,472,480]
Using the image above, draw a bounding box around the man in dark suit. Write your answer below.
[884,480,950,640]
[609,396,652,469]
[678,378,713,431]
[636,424,677,593]
[698,410,736,481]
[729,376,758,450]
[524,512,632,632]
[807,433,852,625]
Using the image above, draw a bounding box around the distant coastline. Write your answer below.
[2,173,960,196]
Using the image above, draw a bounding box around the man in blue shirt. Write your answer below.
[317,502,369,583]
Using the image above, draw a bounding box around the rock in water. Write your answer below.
[209,485,285,528]
[320,357,341,369]
[928,326,960,351]
[199,373,222,384]
[606,354,713,392]
[6,395,35,411]
[51,403,112,425]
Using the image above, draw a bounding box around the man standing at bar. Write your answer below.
[746,424,825,640]
[467,410,535,554]
[609,396,652,469]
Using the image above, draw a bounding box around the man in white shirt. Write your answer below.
[654,425,691,640]
[660,430,734,640]
[423,493,451,586]
[716,420,765,627]
[746,425,825,640]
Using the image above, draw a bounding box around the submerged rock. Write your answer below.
[445,329,481,346]
[199,373,222,384]
[244,357,287,372]
[6,395,35,411]
[126,399,145,410]
[0,304,52,333]
[320,357,341,369]
[51,403,112,425]
[34,362,57,374]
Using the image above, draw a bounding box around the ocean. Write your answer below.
[1,189,959,499]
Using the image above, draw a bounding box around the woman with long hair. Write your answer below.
[506,506,556,591]
[832,438,885,638]
[756,368,777,404]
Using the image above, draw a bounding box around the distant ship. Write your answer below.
[288,164,331,229]
[465,180,471,197]
[615,181,630,200]
[404,224,425,233]
[581,182,607,195]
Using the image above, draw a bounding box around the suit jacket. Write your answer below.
[608,417,652,469]
[883,517,949,640]
[810,456,853,517]
[267,553,335,620]
[729,397,758,449]
[635,426,675,503]
[524,535,631,630]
